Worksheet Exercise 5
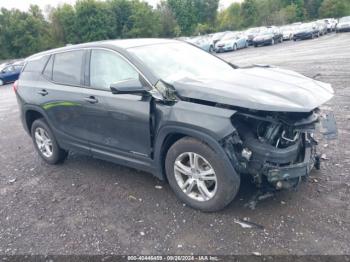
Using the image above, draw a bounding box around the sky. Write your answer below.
[0,0,242,12]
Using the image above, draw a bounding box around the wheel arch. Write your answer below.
[23,105,49,134]
[153,125,237,181]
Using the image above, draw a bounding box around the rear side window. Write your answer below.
[43,55,54,79]
[52,50,84,86]
[23,55,49,72]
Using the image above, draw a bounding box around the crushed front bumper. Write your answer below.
[264,144,316,183]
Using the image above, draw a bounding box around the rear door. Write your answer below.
[40,50,91,154]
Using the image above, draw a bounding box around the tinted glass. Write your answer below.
[53,50,84,86]
[43,55,54,79]
[23,55,49,72]
[90,49,139,90]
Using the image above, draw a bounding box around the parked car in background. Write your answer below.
[253,26,283,47]
[211,31,229,46]
[324,18,337,32]
[186,36,215,53]
[0,62,23,86]
[293,23,319,41]
[215,32,248,53]
[336,16,350,32]
[280,25,296,40]
[316,20,328,36]
[245,27,263,45]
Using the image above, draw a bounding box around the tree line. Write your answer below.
[0,0,349,59]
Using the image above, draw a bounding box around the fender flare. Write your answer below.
[153,125,237,181]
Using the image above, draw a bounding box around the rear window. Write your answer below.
[23,55,49,73]
[52,50,84,86]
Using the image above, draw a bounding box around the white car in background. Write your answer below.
[336,16,350,33]
[280,25,297,40]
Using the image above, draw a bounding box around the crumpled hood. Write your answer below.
[172,66,334,112]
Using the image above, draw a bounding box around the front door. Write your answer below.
[82,49,152,159]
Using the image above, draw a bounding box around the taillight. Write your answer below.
[13,80,18,92]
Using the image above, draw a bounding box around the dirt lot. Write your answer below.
[0,32,349,256]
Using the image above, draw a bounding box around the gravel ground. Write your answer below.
[0,32,349,256]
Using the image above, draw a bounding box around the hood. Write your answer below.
[172,66,334,112]
[216,39,233,46]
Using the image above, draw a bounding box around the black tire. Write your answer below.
[31,118,68,164]
[165,137,240,212]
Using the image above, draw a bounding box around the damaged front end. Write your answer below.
[224,109,328,190]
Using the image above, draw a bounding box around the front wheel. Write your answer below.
[165,137,240,212]
[233,43,237,51]
[31,119,68,164]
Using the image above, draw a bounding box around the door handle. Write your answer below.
[37,89,48,96]
[84,96,98,104]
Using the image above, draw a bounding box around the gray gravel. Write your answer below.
[0,32,349,255]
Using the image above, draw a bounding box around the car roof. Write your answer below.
[26,38,177,61]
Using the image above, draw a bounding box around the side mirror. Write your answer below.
[110,78,147,95]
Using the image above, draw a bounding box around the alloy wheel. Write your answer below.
[34,127,53,158]
[174,152,217,202]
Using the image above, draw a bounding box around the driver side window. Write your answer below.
[90,49,139,91]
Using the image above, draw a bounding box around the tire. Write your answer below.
[233,43,237,51]
[165,137,240,212]
[31,118,68,164]
[209,45,214,53]
[0,79,3,86]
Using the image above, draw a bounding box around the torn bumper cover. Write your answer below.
[224,110,336,189]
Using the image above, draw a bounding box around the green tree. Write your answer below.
[157,1,181,37]
[126,1,160,38]
[319,0,350,18]
[217,3,242,30]
[74,0,116,42]
[49,4,78,45]
[241,0,258,27]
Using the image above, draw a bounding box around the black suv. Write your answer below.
[15,39,335,211]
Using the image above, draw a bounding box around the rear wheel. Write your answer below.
[165,137,240,212]
[31,119,68,164]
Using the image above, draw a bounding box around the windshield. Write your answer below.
[340,16,350,22]
[247,28,260,34]
[0,63,7,71]
[128,42,234,84]
[222,32,236,40]
[299,24,312,30]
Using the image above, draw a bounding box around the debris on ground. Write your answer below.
[140,231,145,236]
[128,195,137,201]
[155,185,163,189]
[252,252,262,256]
[321,154,329,160]
[234,218,264,230]
[8,178,16,184]
[245,191,275,210]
